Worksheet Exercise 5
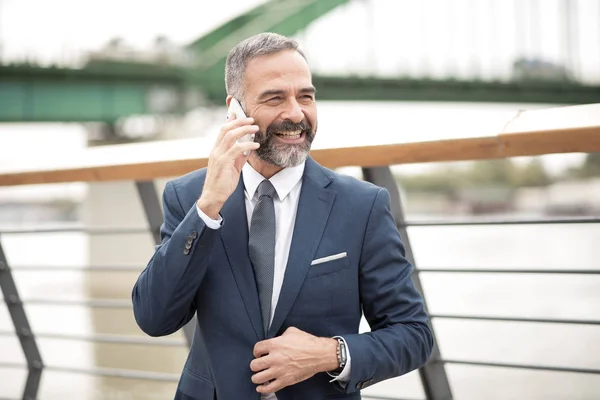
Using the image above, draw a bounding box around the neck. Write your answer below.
[248,155,284,179]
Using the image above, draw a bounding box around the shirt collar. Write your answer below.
[242,161,305,201]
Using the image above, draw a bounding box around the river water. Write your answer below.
[0,217,599,400]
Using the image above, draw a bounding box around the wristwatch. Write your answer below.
[334,337,347,372]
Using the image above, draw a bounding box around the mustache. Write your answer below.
[266,119,312,136]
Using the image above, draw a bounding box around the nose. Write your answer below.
[282,99,304,124]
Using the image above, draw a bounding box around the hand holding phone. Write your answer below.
[227,98,255,155]
[197,100,259,219]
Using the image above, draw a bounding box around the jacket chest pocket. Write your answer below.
[293,255,356,318]
[306,253,350,279]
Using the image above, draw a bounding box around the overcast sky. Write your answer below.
[1,0,598,82]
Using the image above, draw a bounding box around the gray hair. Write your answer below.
[225,32,307,104]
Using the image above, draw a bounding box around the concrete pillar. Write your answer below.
[82,179,187,399]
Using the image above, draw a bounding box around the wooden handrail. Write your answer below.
[1,104,599,187]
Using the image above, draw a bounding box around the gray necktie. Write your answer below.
[248,179,277,336]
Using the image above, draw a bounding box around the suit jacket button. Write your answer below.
[185,242,192,250]
[186,237,194,244]
[183,248,190,255]
[191,231,197,239]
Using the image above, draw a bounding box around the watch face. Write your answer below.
[338,338,347,367]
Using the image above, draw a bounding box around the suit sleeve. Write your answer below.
[132,180,220,337]
[342,187,434,391]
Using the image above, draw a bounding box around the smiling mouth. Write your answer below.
[274,130,303,140]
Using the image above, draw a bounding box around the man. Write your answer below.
[132,32,433,400]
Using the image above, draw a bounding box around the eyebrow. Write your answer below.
[300,86,317,94]
[258,86,317,100]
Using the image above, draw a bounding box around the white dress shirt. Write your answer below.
[196,161,350,399]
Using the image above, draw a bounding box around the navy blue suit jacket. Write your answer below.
[132,157,433,400]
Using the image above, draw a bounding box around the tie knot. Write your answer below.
[257,179,277,199]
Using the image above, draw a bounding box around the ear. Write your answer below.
[226,95,234,108]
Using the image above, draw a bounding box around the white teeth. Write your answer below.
[276,130,302,136]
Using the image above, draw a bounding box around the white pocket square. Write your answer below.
[311,252,347,266]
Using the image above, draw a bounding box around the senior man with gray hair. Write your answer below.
[132,32,433,400]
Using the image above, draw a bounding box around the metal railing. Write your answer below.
[2,169,598,400]
[0,205,186,399]
[0,169,450,400]
[393,205,600,379]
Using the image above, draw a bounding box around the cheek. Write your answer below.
[305,109,317,129]
[252,109,277,132]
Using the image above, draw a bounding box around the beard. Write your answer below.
[253,119,316,168]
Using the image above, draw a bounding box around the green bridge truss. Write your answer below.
[0,0,598,123]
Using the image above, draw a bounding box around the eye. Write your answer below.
[267,96,282,103]
[301,95,314,101]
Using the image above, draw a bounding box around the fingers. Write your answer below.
[256,378,284,394]
[221,124,259,149]
[251,366,277,385]
[253,340,271,358]
[226,141,260,161]
[216,117,254,145]
[250,354,271,372]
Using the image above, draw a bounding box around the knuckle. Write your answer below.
[271,354,282,366]
[225,127,239,137]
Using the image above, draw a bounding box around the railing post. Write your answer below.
[0,235,43,400]
[135,180,196,347]
[362,166,453,400]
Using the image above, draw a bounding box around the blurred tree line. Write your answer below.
[395,153,600,194]
[565,152,600,178]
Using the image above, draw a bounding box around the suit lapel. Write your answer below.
[220,177,263,340]
[268,158,336,338]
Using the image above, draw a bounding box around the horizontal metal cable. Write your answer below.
[10,266,599,275]
[10,266,598,275]
[402,217,600,227]
[0,330,185,347]
[9,265,143,272]
[4,219,597,233]
[431,314,600,325]
[3,218,597,233]
[0,362,23,369]
[442,359,600,375]
[48,365,180,382]
[0,226,149,235]
[2,298,131,308]
[418,268,600,274]
[0,362,179,381]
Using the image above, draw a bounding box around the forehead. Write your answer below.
[244,50,312,95]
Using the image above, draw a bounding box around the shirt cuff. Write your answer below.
[327,336,351,384]
[196,204,223,230]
